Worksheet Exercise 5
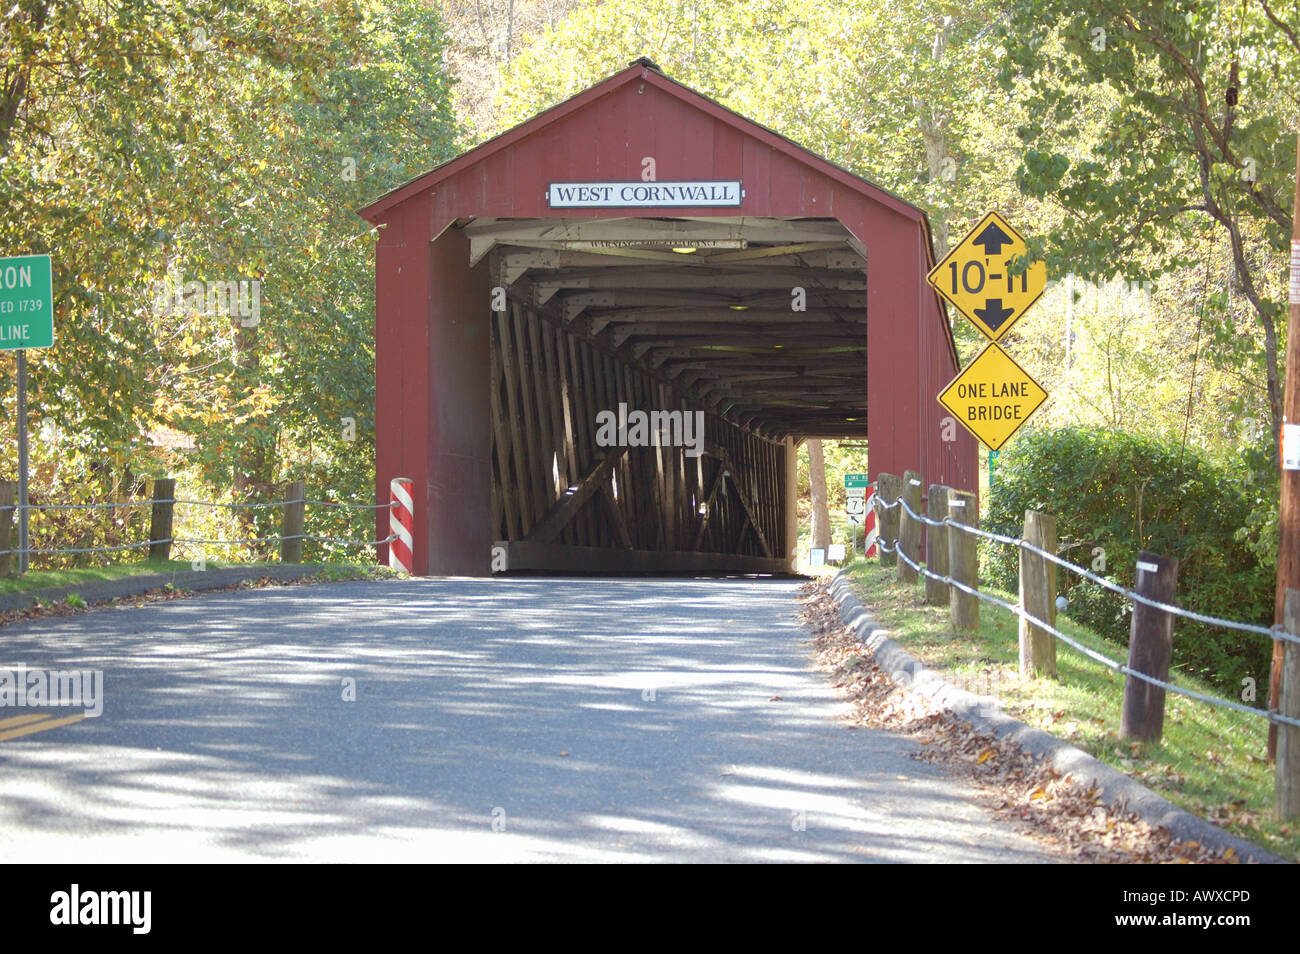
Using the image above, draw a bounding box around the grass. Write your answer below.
[0,559,384,596]
[845,558,1298,861]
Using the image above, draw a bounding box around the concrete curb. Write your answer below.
[0,564,336,616]
[828,570,1287,865]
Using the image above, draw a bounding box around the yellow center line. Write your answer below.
[0,713,54,731]
[0,713,87,742]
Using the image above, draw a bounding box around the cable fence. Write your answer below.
[863,469,1300,814]
[0,475,398,573]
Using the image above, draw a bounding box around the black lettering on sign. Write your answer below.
[966,405,1025,422]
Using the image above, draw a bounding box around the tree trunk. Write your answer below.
[808,438,831,550]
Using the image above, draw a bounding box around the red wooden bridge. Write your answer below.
[359,58,975,576]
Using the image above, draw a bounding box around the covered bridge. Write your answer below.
[358,58,976,576]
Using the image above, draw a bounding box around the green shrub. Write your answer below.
[985,427,1273,695]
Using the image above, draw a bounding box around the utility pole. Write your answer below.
[1271,130,1300,760]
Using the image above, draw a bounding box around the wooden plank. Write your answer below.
[559,328,598,545]
[659,383,678,551]
[924,485,950,605]
[897,470,923,585]
[1018,509,1059,678]
[495,308,534,533]
[488,315,509,539]
[592,344,618,548]
[572,336,600,545]
[598,485,634,549]
[723,451,772,557]
[1120,552,1179,742]
[619,359,645,549]
[536,318,568,542]
[499,540,792,576]
[511,303,550,525]
[526,303,560,506]
[1277,589,1300,819]
[875,473,901,568]
[524,447,628,545]
[947,488,979,633]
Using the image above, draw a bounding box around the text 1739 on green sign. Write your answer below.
[0,254,54,350]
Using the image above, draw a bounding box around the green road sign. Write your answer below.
[0,254,53,350]
[844,473,870,489]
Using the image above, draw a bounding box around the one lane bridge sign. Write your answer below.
[926,211,1046,342]
[937,343,1047,451]
[0,254,54,350]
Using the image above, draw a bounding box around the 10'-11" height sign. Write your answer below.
[929,213,1048,451]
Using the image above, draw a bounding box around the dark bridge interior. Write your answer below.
[473,214,867,573]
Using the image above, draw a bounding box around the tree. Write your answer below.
[807,438,830,549]
[1001,0,1300,447]
[0,0,460,561]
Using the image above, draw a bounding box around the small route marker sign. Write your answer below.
[927,211,1045,342]
[0,254,53,350]
[937,343,1047,451]
[846,494,866,525]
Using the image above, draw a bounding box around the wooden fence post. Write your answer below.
[897,470,923,585]
[1120,551,1179,742]
[1277,589,1300,819]
[875,473,901,568]
[0,480,14,577]
[947,488,979,632]
[1019,509,1058,678]
[924,484,950,605]
[281,481,306,564]
[148,477,175,564]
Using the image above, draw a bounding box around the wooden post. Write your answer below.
[1018,509,1058,678]
[896,470,923,584]
[1120,551,1179,743]
[0,480,14,577]
[1272,131,1300,760]
[924,484,950,605]
[946,488,979,632]
[281,481,306,564]
[1276,589,1300,819]
[148,477,175,564]
[875,473,901,568]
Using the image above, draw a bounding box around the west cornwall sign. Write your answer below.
[548,180,743,208]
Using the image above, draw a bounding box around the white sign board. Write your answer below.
[846,495,866,526]
[548,180,743,209]
[1284,422,1300,471]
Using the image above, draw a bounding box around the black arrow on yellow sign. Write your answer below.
[971,222,1013,255]
[975,298,1015,331]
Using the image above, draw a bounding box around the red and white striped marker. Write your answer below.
[389,477,414,574]
[863,486,878,558]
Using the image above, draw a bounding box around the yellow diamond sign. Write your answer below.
[937,344,1047,451]
[927,211,1047,342]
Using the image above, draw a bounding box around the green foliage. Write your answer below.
[999,0,1298,440]
[985,426,1273,694]
[0,0,460,565]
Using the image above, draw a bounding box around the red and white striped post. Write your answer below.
[388,477,414,574]
[863,485,878,558]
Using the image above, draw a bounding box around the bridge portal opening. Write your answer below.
[470,215,867,574]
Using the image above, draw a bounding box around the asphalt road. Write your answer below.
[0,577,1055,862]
